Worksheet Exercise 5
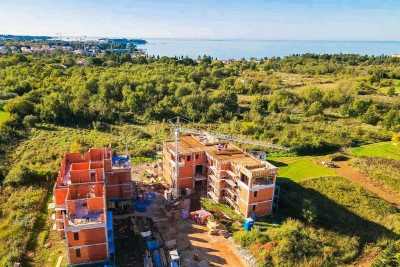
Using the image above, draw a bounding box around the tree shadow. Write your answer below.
[276,177,399,248]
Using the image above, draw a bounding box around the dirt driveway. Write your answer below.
[157,220,249,267]
[335,161,400,208]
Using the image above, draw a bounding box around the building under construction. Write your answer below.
[53,147,133,265]
[162,134,278,217]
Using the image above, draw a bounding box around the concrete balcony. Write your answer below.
[207,190,220,202]
[225,186,238,197]
[209,165,219,174]
[252,178,274,188]
[208,179,219,191]
[240,166,270,179]
[224,196,239,209]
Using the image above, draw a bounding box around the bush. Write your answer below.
[22,115,39,128]
[4,165,50,186]
[306,101,324,116]
[4,97,34,117]
[301,199,318,223]
[362,105,380,125]
[386,87,397,97]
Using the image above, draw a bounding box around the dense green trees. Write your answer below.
[0,52,399,156]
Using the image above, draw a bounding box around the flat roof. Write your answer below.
[165,135,267,168]
[164,135,207,154]
[206,145,264,167]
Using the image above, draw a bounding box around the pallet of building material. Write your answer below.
[218,230,230,238]
[208,228,220,235]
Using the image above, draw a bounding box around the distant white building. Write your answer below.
[10,46,18,53]
[30,45,41,52]
[248,151,267,162]
[0,46,7,54]
[392,54,400,58]
[77,58,89,66]
[21,47,32,53]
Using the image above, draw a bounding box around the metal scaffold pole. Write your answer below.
[173,117,180,199]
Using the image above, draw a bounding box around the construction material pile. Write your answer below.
[206,219,227,235]
[189,209,212,225]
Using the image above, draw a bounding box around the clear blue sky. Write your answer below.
[1,0,399,40]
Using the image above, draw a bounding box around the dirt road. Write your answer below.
[158,220,250,267]
[335,161,400,208]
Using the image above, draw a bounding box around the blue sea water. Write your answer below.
[139,39,400,59]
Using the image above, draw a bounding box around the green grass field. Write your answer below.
[0,110,9,125]
[269,157,336,181]
[351,142,400,161]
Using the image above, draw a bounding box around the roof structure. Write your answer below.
[165,135,266,168]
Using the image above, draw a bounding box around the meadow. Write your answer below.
[351,141,400,160]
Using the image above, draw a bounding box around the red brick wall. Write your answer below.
[87,197,104,212]
[179,166,194,178]
[248,202,272,216]
[248,188,274,204]
[69,243,107,264]
[178,177,193,189]
[106,186,122,199]
[67,227,106,247]
[54,187,69,205]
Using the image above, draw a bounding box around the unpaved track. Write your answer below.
[335,161,400,208]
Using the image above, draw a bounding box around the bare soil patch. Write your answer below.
[335,161,400,208]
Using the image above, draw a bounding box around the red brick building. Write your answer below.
[163,135,278,217]
[53,147,132,265]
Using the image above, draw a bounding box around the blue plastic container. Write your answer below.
[244,218,254,231]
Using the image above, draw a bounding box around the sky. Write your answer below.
[1,0,400,40]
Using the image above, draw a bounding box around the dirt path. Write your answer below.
[335,161,400,208]
[186,224,250,267]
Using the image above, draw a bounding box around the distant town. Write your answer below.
[0,34,148,57]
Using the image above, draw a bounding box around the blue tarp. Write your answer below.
[107,211,115,254]
[146,240,160,251]
[112,154,130,163]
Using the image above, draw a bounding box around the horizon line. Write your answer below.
[1,33,400,43]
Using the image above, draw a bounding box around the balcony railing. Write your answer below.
[224,196,239,209]
[209,165,219,174]
[252,178,273,187]
[240,166,270,179]
[208,179,219,191]
[225,187,238,197]
[207,190,220,202]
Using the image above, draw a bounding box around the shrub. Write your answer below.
[387,87,397,97]
[362,105,380,125]
[22,115,39,128]
[4,165,50,186]
[301,199,318,223]
[306,101,324,116]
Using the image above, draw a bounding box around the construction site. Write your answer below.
[51,119,286,267]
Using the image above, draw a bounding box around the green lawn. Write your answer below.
[351,142,400,161]
[269,157,336,181]
[0,110,9,125]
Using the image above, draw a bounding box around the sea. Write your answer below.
[138,39,400,60]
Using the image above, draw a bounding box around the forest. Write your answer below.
[0,52,399,266]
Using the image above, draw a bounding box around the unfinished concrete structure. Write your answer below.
[53,147,132,265]
[163,135,278,217]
